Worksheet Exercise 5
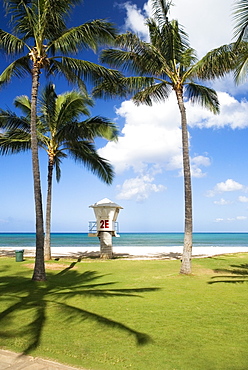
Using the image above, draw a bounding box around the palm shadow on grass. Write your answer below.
[208,263,248,284]
[0,260,159,355]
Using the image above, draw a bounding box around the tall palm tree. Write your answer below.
[0,0,120,280]
[0,83,118,260]
[96,0,219,274]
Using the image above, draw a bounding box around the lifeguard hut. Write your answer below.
[88,198,123,259]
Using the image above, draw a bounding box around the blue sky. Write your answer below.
[1,0,248,233]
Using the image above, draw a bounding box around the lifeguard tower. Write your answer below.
[88,198,123,259]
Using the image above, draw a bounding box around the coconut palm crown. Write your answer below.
[96,0,220,274]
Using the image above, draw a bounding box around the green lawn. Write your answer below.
[0,254,248,370]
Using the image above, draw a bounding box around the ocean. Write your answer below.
[0,232,248,249]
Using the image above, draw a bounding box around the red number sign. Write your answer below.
[100,220,109,229]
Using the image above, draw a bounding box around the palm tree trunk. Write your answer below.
[175,88,193,275]
[44,155,53,260]
[31,64,46,281]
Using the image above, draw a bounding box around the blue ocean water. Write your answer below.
[0,232,247,248]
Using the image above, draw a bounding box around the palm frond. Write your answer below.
[55,92,93,128]
[185,83,219,114]
[68,141,114,184]
[152,0,173,27]
[50,20,117,55]
[0,29,27,54]
[234,49,248,83]
[0,109,30,131]
[38,83,57,130]
[92,76,155,100]
[193,43,238,80]
[3,0,81,41]
[48,57,122,89]
[133,82,171,106]
[0,56,31,87]
[14,95,31,116]
[0,129,31,154]
[54,155,63,182]
[78,117,118,141]
[233,0,248,43]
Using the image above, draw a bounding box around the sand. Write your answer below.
[1,245,248,259]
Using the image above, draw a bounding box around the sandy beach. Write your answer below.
[1,245,248,259]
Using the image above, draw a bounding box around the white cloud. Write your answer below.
[191,156,211,178]
[215,218,224,223]
[216,179,244,192]
[99,97,182,175]
[99,97,212,200]
[236,216,247,220]
[122,2,149,40]
[207,179,245,197]
[215,216,247,223]
[239,196,248,203]
[214,198,232,205]
[116,174,165,201]
[188,92,248,130]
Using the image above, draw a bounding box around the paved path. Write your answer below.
[0,349,86,370]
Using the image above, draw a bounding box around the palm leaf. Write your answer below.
[68,140,114,184]
[0,109,30,131]
[0,56,31,87]
[234,49,248,83]
[0,29,26,54]
[192,43,238,80]
[78,117,118,141]
[0,129,31,154]
[48,57,122,88]
[152,0,173,27]
[185,83,219,114]
[233,0,248,43]
[133,82,171,106]
[55,92,92,128]
[92,76,155,100]
[50,20,117,55]
[14,95,31,116]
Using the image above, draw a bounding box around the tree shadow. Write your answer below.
[208,262,248,284]
[0,260,159,355]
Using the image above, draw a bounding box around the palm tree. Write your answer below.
[96,0,219,274]
[0,0,120,280]
[0,83,118,260]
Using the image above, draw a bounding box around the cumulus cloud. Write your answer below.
[214,198,232,205]
[207,179,246,197]
[98,97,212,200]
[187,93,248,129]
[116,174,165,201]
[99,97,212,175]
[239,196,248,203]
[122,2,149,39]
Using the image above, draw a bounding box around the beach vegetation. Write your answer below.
[95,0,219,274]
[0,83,118,260]
[0,253,248,369]
[0,0,120,281]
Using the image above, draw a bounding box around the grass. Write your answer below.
[0,254,248,370]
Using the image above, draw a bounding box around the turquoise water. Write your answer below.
[0,233,247,248]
